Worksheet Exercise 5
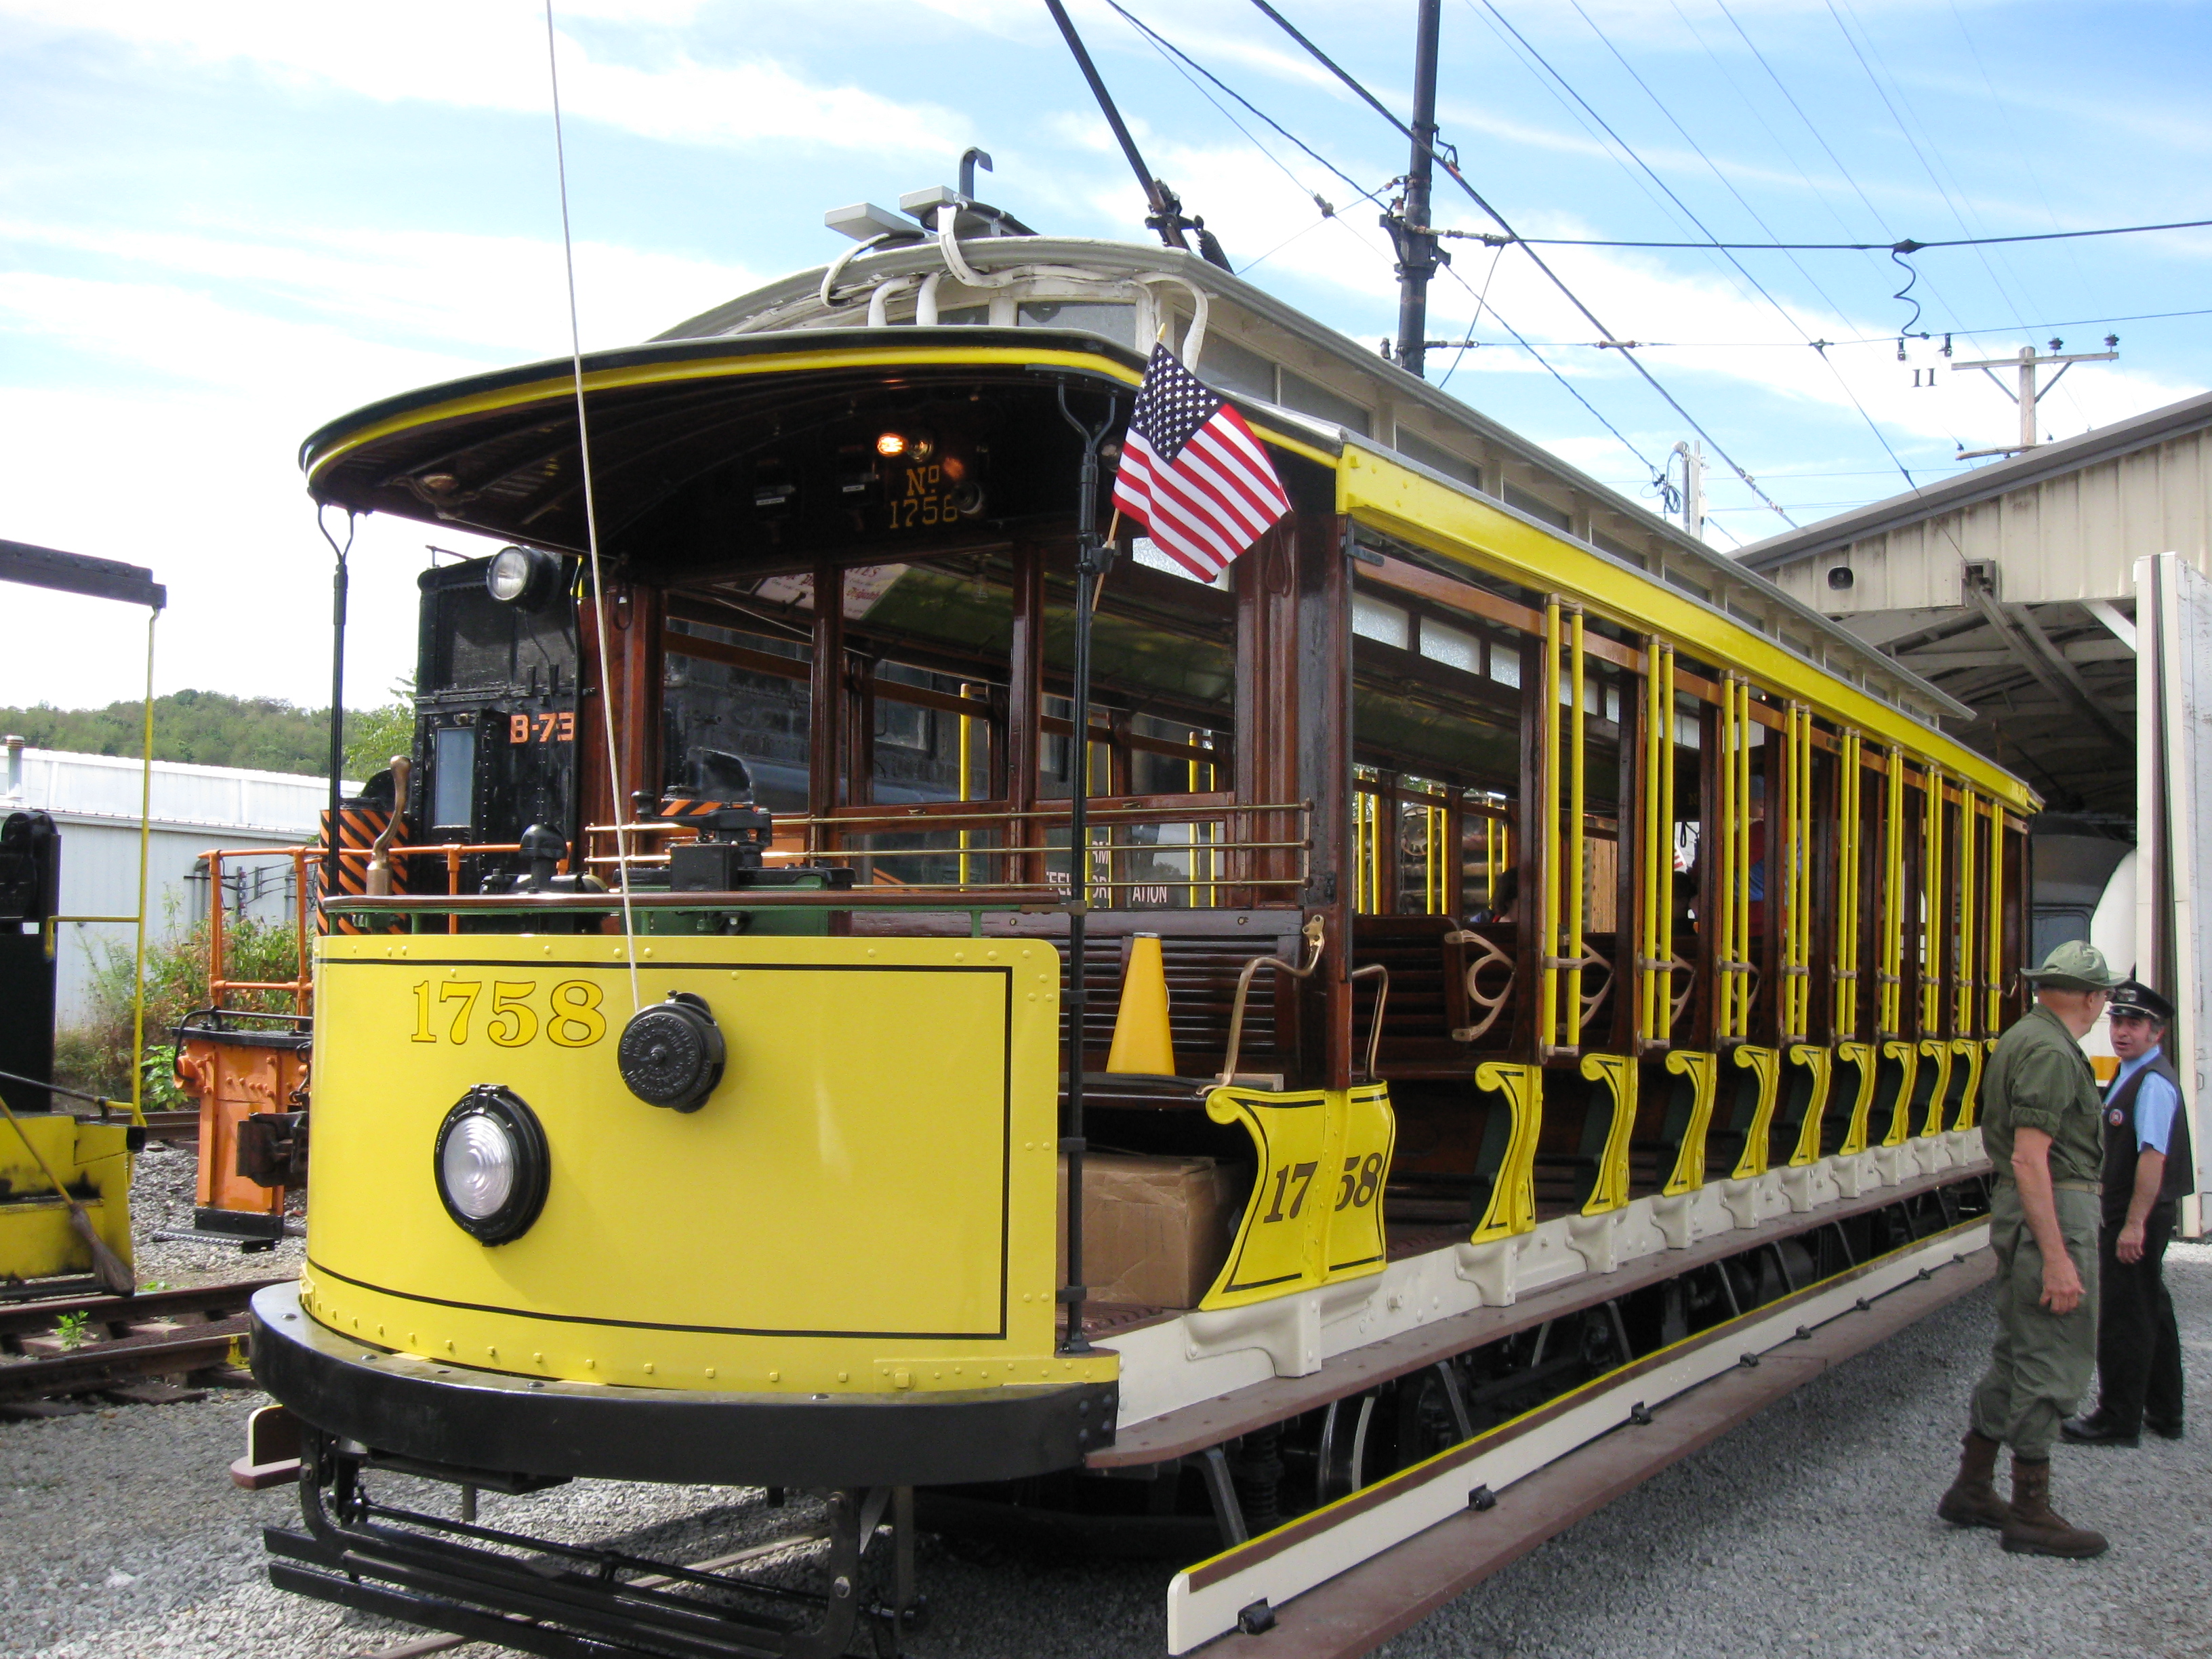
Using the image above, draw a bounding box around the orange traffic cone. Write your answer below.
[1106,933,1176,1074]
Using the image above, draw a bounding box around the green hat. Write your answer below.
[2020,939,2122,991]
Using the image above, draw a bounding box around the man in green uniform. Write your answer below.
[1938,940,2118,1557]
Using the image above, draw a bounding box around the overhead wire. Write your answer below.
[1572,0,1925,489]
[1423,215,2212,253]
[1481,0,1923,493]
[1107,3,1675,489]
[1104,1,1391,276]
[1244,0,1795,524]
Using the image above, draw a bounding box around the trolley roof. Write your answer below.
[298,228,2032,804]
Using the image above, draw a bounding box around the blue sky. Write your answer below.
[3,0,2207,714]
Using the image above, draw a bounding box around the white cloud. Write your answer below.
[0,1,960,155]
[0,386,479,710]
[1,219,761,361]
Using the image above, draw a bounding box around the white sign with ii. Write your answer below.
[2136,551,2212,1235]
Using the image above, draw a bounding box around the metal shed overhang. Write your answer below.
[1732,387,2212,574]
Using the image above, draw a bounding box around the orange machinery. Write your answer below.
[176,819,522,1242]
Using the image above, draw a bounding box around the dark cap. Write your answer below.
[2108,979,2176,1023]
[2019,939,2122,991]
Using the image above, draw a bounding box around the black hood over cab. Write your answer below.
[413,557,581,872]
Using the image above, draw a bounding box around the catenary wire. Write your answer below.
[1102,8,1676,492]
[1483,0,1923,493]
[1423,214,2212,253]
[1244,0,1795,524]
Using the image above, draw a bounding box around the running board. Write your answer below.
[1167,1221,1992,1654]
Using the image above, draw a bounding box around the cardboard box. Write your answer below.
[1057,1151,1246,1310]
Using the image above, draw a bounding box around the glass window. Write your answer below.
[432,724,476,829]
[1132,535,1231,591]
[1352,594,1410,649]
[1420,619,1481,675]
[1017,300,1135,348]
[1200,333,1276,401]
[661,623,812,811]
[1502,483,1572,533]
[1278,368,1372,436]
[1395,428,1482,491]
[1490,640,1521,689]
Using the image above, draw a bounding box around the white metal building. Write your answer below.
[1734,388,2212,817]
[0,740,344,1023]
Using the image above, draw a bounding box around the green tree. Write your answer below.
[52,903,304,1109]
[0,688,418,781]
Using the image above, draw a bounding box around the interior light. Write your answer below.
[876,432,907,458]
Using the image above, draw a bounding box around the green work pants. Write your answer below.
[1969,1181,2101,1458]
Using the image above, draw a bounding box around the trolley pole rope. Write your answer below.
[544,0,640,1015]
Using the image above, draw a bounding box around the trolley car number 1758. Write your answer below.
[407,979,607,1048]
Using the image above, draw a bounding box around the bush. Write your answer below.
[52,903,305,1109]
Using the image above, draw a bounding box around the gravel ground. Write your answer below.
[3,1215,2204,1658]
[127,1141,305,1290]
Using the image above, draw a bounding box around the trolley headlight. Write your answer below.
[433,1086,550,1244]
[486,545,558,609]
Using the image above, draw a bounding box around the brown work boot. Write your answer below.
[1936,1431,2009,1529]
[2001,1457,2108,1557]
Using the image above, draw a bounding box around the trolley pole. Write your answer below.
[1388,0,1445,377]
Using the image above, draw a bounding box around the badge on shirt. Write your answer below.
[2108,1107,2125,1126]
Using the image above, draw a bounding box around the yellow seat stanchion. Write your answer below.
[1469,1061,1540,1242]
[1835,1041,1880,1156]
[1578,1052,1635,1214]
[1916,1040,1955,1138]
[1105,933,1176,1076]
[1949,1037,1988,1130]
[1660,1049,1717,1195]
[1878,1039,1920,1147]
[1784,1044,1835,1168]
[1727,1045,1782,1180]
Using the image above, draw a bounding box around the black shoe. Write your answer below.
[2146,1417,2184,1441]
[2060,1414,2140,1447]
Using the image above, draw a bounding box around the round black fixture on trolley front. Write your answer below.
[617,992,726,1112]
[432,1086,550,1244]
[485,544,560,609]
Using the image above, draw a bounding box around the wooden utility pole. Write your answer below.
[1953,337,2118,457]
[1387,0,1445,377]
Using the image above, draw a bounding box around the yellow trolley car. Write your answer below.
[253,184,2028,1657]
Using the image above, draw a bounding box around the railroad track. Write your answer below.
[0,1276,285,1408]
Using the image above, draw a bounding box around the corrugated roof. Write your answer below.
[1734,387,2212,572]
[3,749,350,836]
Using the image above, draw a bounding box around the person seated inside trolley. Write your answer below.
[1471,867,1518,926]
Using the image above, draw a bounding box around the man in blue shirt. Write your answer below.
[2062,979,2192,1446]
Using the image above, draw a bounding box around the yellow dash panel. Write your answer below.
[302,934,1110,1394]
[1200,1084,1395,1311]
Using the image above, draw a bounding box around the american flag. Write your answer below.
[1111,345,1290,582]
